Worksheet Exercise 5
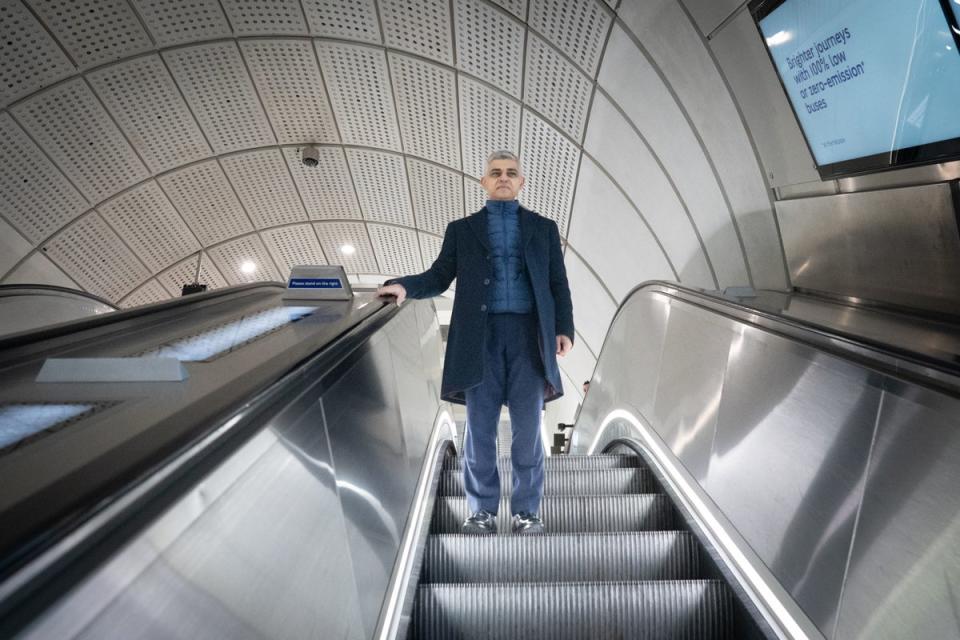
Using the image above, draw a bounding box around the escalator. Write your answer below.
[411,452,744,638]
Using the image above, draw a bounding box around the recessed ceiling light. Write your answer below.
[240,261,257,274]
[340,244,356,255]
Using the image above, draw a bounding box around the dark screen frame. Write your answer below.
[748,0,960,180]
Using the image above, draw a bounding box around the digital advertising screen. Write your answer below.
[751,0,960,178]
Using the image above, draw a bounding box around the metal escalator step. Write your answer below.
[437,468,654,496]
[421,531,700,583]
[430,495,678,534]
[412,580,735,639]
[442,454,643,472]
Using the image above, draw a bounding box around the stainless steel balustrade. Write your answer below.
[572,281,960,640]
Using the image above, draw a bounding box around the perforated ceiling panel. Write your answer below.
[369,224,423,276]
[262,224,328,278]
[459,75,522,178]
[389,54,461,169]
[524,33,593,141]
[219,0,308,35]
[241,40,339,146]
[455,0,525,98]
[301,0,381,43]
[164,43,275,154]
[0,1,74,106]
[346,149,414,227]
[158,160,254,246]
[314,221,379,274]
[42,213,149,302]
[491,0,528,19]
[519,110,579,234]
[220,149,307,229]
[528,0,612,75]
[12,78,149,203]
[132,0,232,47]
[464,177,487,214]
[282,146,361,220]
[119,279,170,309]
[158,251,228,296]
[97,181,200,272]
[207,234,282,284]
[88,55,211,173]
[28,0,152,69]
[380,0,454,65]
[315,42,401,150]
[0,113,88,244]
[407,159,464,236]
[418,231,444,267]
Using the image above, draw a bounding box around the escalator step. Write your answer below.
[412,580,734,639]
[422,531,700,583]
[442,454,643,472]
[437,468,654,496]
[430,495,678,534]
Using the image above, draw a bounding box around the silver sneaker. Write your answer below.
[462,509,497,534]
[511,511,545,535]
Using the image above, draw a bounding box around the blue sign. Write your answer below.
[288,278,343,289]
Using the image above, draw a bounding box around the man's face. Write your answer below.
[481,158,525,201]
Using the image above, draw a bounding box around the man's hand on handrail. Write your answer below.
[377,283,407,305]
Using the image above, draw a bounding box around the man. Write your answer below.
[377,150,574,535]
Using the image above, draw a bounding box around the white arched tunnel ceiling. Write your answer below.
[0,0,789,396]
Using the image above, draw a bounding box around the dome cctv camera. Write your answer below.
[302,145,320,167]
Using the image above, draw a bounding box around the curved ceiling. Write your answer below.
[0,0,790,399]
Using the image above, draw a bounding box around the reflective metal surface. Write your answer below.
[776,182,960,316]
[16,298,446,639]
[572,282,960,639]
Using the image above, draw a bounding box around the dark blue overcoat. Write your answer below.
[389,205,574,405]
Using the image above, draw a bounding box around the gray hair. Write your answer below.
[485,149,522,173]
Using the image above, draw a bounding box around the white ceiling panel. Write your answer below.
[302,0,381,43]
[519,110,579,235]
[454,0,525,98]
[42,213,150,302]
[369,224,423,276]
[568,157,676,300]
[0,216,32,277]
[261,224,328,278]
[524,34,593,141]
[282,146,361,220]
[313,221,379,273]
[528,0,612,75]
[27,0,152,69]
[563,249,616,355]
[221,149,307,228]
[12,78,150,203]
[158,160,254,246]
[0,0,74,106]
[418,231,444,268]
[490,0,528,19]
[241,40,339,146]
[0,113,88,244]
[464,177,487,214]
[157,252,228,296]
[88,55,211,173]
[346,149,414,227]
[459,75,521,178]
[584,93,714,288]
[207,234,282,284]
[164,42,275,154]
[97,181,201,272]
[119,279,171,309]
[220,0,308,35]
[407,159,463,236]
[380,0,454,65]
[132,0,232,47]
[1,252,76,288]
[315,42,401,150]
[389,54,461,169]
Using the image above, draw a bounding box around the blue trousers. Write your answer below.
[463,313,546,515]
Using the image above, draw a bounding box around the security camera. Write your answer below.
[301,145,320,167]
